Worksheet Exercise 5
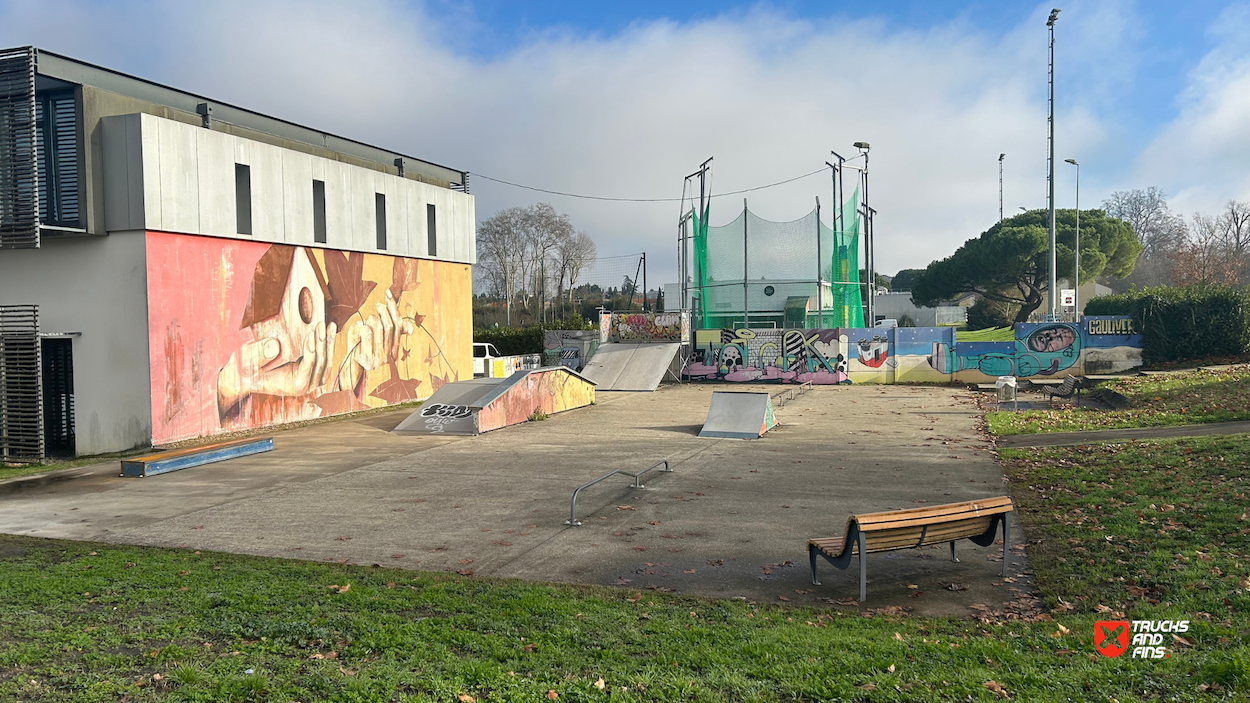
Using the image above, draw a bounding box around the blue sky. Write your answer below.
[3,0,1249,281]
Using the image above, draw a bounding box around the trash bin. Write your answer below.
[995,376,1018,411]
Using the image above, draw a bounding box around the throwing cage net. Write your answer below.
[692,188,863,329]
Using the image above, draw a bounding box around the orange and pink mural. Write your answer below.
[146,231,471,445]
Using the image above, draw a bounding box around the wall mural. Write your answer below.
[146,232,471,445]
[609,312,688,343]
[684,317,1141,385]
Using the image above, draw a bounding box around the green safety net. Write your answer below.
[692,187,863,328]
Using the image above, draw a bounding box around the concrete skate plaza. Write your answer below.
[0,384,1029,616]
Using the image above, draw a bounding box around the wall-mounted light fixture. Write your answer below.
[196,102,213,128]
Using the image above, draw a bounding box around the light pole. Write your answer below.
[854,141,872,325]
[1046,8,1061,319]
[998,153,1005,221]
[1065,158,1080,320]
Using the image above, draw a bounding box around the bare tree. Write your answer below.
[1175,212,1243,286]
[1222,200,1250,283]
[476,203,589,325]
[1102,188,1188,289]
[476,207,528,325]
[563,231,597,310]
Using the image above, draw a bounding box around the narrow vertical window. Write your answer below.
[235,164,252,235]
[426,203,437,257]
[312,179,326,244]
[375,193,387,250]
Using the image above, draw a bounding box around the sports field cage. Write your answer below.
[691,190,863,329]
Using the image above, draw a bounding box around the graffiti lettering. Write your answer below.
[1087,318,1135,335]
[420,403,473,419]
[609,312,683,342]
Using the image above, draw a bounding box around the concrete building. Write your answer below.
[0,47,475,459]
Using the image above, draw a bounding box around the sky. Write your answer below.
[3,0,1249,286]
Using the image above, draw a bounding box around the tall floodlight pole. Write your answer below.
[827,151,847,329]
[681,158,712,324]
[998,153,1005,221]
[815,196,823,329]
[1047,8,1061,319]
[854,141,872,325]
[1065,158,1080,320]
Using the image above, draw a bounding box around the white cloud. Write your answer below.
[1135,4,1250,217]
[1,0,1153,283]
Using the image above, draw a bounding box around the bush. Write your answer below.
[1084,285,1250,364]
[473,314,597,355]
[473,326,544,355]
[965,297,1017,330]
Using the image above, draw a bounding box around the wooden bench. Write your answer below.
[808,496,1014,601]
[1039,375,1081,407]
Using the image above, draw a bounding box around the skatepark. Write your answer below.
[0,382,1029,617]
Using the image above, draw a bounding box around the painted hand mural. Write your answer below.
[147,233,470,445]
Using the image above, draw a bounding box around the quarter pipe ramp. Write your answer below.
[581,342,681,392]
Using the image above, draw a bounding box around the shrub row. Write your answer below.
[473,315,596,355]
[1085,285,1250,364]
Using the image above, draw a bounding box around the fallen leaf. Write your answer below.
[594,677,605,690]
[324,250,377,328]
[893,632,904,641]
[1172,634,1193,647]
[887,664,895,673]
[546,690,559,700]
[457,695,476,703]
[859,683,877,691]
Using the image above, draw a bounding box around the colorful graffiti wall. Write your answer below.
[607,312,690,343]
[146,232,472,444]
[683,317,1141,385]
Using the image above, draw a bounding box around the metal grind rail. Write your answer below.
[564,460,672,526]
[770,381,813,408]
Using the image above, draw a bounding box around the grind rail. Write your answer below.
[564,460,672,526]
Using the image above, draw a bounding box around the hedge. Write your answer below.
[1085,285,1250,364]
[474,315,596,355]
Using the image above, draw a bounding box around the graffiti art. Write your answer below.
[147,232,470,444]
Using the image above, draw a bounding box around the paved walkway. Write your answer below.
[996,420,1250,447]
[0,384,1031,617]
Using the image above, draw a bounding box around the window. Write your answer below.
[375,193,387,250]
[312,180,326,244]
[235,164,252,235]
[34,89,81,228]
[426,203,437,257]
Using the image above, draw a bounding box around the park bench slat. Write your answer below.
[807,496,1014,601]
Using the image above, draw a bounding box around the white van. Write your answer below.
[874,319,898,329]
[472,343,502,376]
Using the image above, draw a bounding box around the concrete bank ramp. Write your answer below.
[392,367,596,436]
[698,391,776,439]
[581,342,681,391]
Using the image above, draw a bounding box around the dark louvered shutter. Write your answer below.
[0,47,39,248]
[35,89,80,228]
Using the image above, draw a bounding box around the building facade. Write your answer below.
[0,47,475,458]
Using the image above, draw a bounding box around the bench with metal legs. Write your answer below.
[808,497,1014,602]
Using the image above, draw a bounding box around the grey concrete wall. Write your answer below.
[0,232,152,455]
[79,84,459,238]
[100,113,475,264]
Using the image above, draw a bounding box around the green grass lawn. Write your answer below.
[986,365,1250,436]
[2,437,1248,701]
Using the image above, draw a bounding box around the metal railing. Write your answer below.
[770,381,813,408]
[564,460,672,526]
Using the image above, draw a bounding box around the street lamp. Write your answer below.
[1065,158,1080,320]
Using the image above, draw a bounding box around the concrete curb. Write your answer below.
[995,420,1250,448]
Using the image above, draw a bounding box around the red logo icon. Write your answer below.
[1095,620,1129,658]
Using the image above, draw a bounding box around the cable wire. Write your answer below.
[470,166,830,203]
